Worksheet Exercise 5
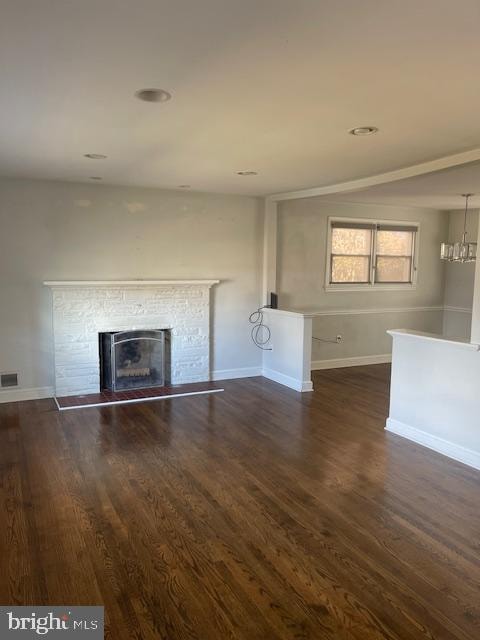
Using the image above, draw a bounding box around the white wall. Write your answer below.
[386,218,480,471]
[473,218,480,344]
[442,209,478,339]
[276,199,448,364]
[0,178,263,396]
[261,308,313,392]
[387,331,480,470]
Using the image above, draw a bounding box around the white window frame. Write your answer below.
[325,216,420,292]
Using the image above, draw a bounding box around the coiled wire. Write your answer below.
[249,307,272,350]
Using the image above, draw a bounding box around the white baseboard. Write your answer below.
[262,367,313,392]
[211,366,262,381]
[386,417,480,471]
[0,386,54,404]
[213,366,313,392]
[312,354,392,370]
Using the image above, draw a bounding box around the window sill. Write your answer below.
[325,284,417,293]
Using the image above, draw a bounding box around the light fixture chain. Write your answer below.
[463,193,471,242]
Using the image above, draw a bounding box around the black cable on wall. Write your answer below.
[249,307,272,350]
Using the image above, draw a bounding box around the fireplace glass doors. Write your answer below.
[99,330,170,391]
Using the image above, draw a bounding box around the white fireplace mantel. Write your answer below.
[44,279,220,287]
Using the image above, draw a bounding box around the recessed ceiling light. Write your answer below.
[84,153,107,159]
[89,176,102,180]
[349,126,379,136]
[135,88,172,103]
[237,170,258,176]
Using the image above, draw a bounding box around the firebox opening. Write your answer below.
[99,329,171,392]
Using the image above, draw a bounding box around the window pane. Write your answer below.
[332,228,372,255]
[376,230,414,256]
[375,256,412,283]
[331,256,370,283]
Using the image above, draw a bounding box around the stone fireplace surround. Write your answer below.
[44,280,219,397]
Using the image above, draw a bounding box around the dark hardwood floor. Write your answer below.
[1,364,480,639]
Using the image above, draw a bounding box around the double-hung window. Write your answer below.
[327,218,418,289]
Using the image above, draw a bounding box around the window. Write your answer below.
[330,223,373,284]
[327,219,418,289]
[375,226,415,283]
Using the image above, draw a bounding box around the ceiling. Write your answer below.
[2,0,480,196]
[322,160,480,210]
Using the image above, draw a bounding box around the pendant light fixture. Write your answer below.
[440,194,477,263]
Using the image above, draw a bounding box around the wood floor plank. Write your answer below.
[0,364,479,639]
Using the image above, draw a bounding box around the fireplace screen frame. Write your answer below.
[99,329,170,392]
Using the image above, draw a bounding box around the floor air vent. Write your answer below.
[1,373,18,388]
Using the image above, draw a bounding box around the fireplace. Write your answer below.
[44,280,218,396]
[99,329,171,392]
